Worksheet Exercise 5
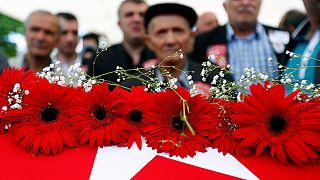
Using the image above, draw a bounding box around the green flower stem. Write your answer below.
[92,48,108,77]
[181,100,195,135]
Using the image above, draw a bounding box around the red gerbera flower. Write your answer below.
[122,86,149,150]
[232,81,320,164]
[209,98,250,156]
[9,79,79,155]
[142,87,215,158]
[72,82,131,147]
[0,67,36,132]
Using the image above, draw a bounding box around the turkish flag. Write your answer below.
[89,140,258,179]
[1,135,320,180]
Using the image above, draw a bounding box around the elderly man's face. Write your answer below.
[25,13,59,58]
[145,14,194,65]
[118,2,148,43]
[223,0,261,29]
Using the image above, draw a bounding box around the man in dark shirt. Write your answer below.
[93,0,154,89]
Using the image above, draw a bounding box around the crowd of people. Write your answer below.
[0,0,319,90]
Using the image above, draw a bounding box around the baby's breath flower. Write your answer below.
[2,106,7,111]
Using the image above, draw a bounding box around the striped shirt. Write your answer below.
[226,23,278,81]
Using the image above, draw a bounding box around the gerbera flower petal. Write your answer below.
[20,130,36,151]
[11,124,34,141]
[212,133,226,148]
[255,140,268,156]
[292,139,319,159]
[285,141,308,162]
[61,130,77,148]
[50,132,58,155]
[89,130,99,146]
[285,147,303,165]
[209,130,224,139]
[240,135,261,147]
[96,128,105,147]
[127,129,142,150]
[299,131,320,146]
[104,127,111,145]
[32,136,43,155]
[56,134,64,153]
[42,133,51,154]
[275,144,286,163]
[232,127,259,137]
[79,131,91,145]
[300,116,320,128]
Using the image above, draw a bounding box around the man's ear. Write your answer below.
[187,31,196,53]
[144,34,154,51]
[117,20,122,29]
[223,2,227,12]
[76,36,80,44]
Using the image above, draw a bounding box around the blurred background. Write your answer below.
[0,0,304,58]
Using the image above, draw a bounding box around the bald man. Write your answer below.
[196,12,219,34]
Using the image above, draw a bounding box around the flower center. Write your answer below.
[172,116,184,130]
[269,115,287,133]
[41,106,59,122]
[128,109,142,123]
[94,107,107,120]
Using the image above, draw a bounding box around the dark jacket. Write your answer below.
[91,43,155,90]
[190,24,290,66]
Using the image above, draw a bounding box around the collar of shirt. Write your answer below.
[226,23,264,42]
[155,59,190,89]
[23,55,53,71]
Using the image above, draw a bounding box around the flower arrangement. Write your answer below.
[1,50,320,166]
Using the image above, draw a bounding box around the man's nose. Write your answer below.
[66,33,76,41]
[240,0,252,5]
[165,31,177,45]
[132,13,143,22]
[35,31,46,40]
